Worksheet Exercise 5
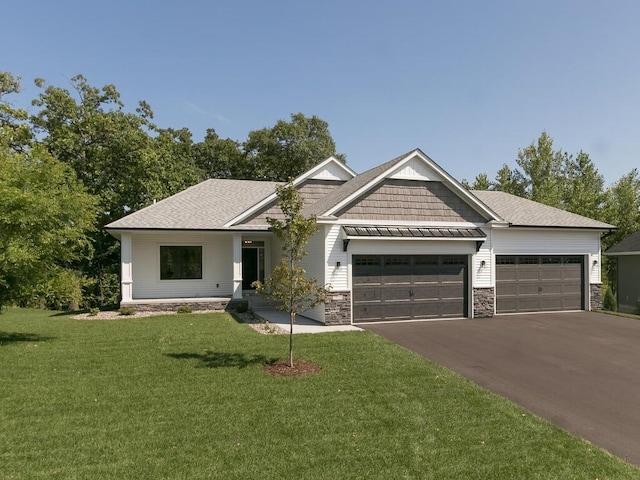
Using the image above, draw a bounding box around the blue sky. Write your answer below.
[4,0,639,185]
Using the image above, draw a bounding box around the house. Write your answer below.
[105,149,614,324]
[604,230,640,313]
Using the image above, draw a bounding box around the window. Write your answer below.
[160,246,202,280]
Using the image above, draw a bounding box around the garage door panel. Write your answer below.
[353,287,381,303]
[382,287,411,302]
[353,255,467,322]
[353,304,381,323]
[496,256,584,314]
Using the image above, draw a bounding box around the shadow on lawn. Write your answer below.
[0,332,55,346]
[164,351,274,369]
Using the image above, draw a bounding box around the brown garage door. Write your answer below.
[352,255,468,322]
[496,256,584,313]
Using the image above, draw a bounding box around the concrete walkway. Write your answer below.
[252,306,362,334]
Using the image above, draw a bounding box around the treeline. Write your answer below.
[463,131,640,250]
[462,131,640,292]
[0,72,344,310]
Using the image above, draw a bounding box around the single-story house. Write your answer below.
[604,230,640,313]
[105,149,614,324]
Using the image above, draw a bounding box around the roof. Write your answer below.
[471,190,615,230]
[343,225,486,239]
[303,150,412,217]
[606,230,640,255]
[106,179,280,230]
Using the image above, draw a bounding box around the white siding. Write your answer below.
[389,157,444,181]
[131,232,233,299]
[492,228,602,284]
[300,226,327,322]
[349,239,477,256]
[326,224,349,291]
[474,229,493,288]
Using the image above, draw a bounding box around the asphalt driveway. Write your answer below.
[364,311,640,466]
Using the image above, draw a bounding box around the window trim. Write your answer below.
[158,245,204,281]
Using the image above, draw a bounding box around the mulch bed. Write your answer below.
[263,359,322,377]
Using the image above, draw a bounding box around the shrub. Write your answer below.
[118,307,135,316]
[603,287,616,312]
[177,305,193,314]
[88,308,100,316]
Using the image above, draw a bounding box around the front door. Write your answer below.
[242,247,264,290]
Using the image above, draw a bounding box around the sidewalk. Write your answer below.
[252,307,362,334]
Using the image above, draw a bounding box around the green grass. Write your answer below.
[1,308,639,479]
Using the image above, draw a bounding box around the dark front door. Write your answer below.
[352,255,468,322]
[242,248,259,290]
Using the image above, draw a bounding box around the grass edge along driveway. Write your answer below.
[1,308,639,480]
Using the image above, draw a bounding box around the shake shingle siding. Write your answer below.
[240,179,346,226]
[336,179,486,222]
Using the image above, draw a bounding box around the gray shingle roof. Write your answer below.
[106,179,280,230]
[302,149,418,217]
[606,230,640,254]
[471,190,614,229]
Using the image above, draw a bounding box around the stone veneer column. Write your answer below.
[324,291,352,325]
[590,284,603,311]
[473,287,495,318]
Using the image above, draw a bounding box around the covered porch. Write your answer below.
[117,231,278,307]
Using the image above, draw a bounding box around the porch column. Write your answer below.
[121,232,133,302]
[232,234,243,299]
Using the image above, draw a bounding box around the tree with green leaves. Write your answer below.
[562,151,605,218]
[30,74,202,306]
[0,72,32,151]
[493,164,527,196]
[244,113,345,181]
[193,128,245,179]
[516,131,566,207]
[252,182,329,367]
[0,144,98,310]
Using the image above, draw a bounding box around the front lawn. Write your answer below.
[1,308,638,479]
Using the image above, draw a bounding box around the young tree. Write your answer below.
[252,182,329,367]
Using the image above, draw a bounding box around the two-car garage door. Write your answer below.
[496,255,584,313]
[352,255,468,322]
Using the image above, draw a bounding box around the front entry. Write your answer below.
[242,245,265,290]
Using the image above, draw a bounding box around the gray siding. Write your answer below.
[336,179,486,222]
[618,256,640,313]
[241,179,346,225]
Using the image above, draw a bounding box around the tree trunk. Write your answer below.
[289,311,295,367]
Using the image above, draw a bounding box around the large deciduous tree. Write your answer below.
[0,145,97,309]
[252,183,329,367]
[244,113,345,181]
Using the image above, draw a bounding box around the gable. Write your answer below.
[334,179,487,223]
[388,156,446,181]
[239,179,347,226]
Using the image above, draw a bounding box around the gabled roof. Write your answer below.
[225,156,355,226]
[471,190,614,230]
[106,179,280,230]
[304,149,502,222]
[605,230,640,255]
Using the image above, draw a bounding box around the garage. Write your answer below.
[496,255,584,314]
[352,255,468,322]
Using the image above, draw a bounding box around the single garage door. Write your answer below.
[496,255,584,313]
[353,255,467,322]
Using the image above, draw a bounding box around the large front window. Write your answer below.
[160,246,202,280]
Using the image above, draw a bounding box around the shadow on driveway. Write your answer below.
[364,311,640,467]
